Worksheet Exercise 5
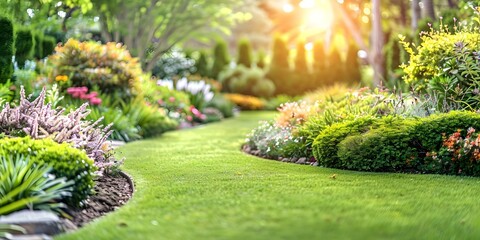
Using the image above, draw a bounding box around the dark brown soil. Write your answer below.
[66,173,133,227]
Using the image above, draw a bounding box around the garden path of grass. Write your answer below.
[58,111,480,240]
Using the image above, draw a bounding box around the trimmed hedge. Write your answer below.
[0,137,95,206]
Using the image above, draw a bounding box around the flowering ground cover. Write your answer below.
[57,111,480,240]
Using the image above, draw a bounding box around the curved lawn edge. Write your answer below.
[57,111,480,240]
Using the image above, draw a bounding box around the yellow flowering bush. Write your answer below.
[50,39,142,98]
[224,93,264,110]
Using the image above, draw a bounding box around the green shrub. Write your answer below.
[205,94,235,118]
[327,47,344,85]
[411,111,480,152]
[337,118,417,171]
[14,28,35,67]
[256,50,267,69]
[0,16,14,84]
[401,30,480,92]
[0,137,95,206]
[42,35,56,57]
[344,42,361,86]
[312,116,377,168]
[222,66,275,98]
[0,154,73,215]
[211,40,230,80]
[313,40,328,86]
[33,33,43,59]
[50,39,142,99]
[237,38,253,67]
[195,51,209,77]
[267,35,292,95]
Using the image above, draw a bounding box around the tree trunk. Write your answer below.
[447,0,457,8]
[398,0,407,26]
[411,0,421,30]
[371,0,384,87]
[423,0,435,20]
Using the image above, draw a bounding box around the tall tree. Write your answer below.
[411,0,421,30]
[91,0,248,71]
[237,38,253,67]
[371,0,384,87]
[423,0,436,20]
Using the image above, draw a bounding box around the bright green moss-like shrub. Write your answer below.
[0,137,95,206]
[337,118,417,171]
[312,116,377,168]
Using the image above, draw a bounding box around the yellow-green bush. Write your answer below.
[224,93,264,110]
[0,137,95,206]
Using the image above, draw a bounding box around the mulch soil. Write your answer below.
[65,173,134,227]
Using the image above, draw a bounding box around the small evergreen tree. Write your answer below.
[42,35,57,58]
[313,40,328,86]
[237,38,253,67]
[266,35,291,95]
[345,42,362,86]
[256,50,267,69]
[195,51,209,77]
[0,16,15,84]
[328,47,345,85]
[210,40,229,80]
[294,39,311,93]
[294,40,308,73]
[15,27,35,67]
[33,33,43,59]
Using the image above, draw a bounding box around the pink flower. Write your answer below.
[89,91,98,98]
[90,97,102,105]
[157,99,164,105]
[169,97,175,103]
[186,115,193,122]
[79,87,89,94]
[67,87,77,94]
[191,107,201,116]
[79,93,90,100]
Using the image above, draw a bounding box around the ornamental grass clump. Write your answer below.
[0,87,114,170]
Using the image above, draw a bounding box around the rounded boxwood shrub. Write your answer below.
[337,118,418,172]
[0,137,95,206]
[312,116,378,168]
[411,111,480,153]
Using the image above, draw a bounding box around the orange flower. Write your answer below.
[55,75,68,82]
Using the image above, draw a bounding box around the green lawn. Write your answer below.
[58,111,480,240]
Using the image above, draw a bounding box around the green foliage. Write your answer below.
[237,38,253,67]
[401,30,480,92]
[87,107,141,142]
[51,39,142,99]
[0,137,95,206]
[411,111,480,152]
[0,154,73,215]
[425,128,480,176]
[312,116,377,168]
[0,16,15,84]
[205,95,235,118]
[33,33,43,59]
[211,40,230,80]
[42,35,56,57]
[14,27,34,67]
[337,118,417,171]
[222,66,275,98]
[344,43,361,86]
[256,50,267,69]
[312,40,328,86]
[195,51,209,77]
[328,47,344,85]
[267,35,292,95]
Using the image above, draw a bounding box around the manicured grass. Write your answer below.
[58,111,480,240]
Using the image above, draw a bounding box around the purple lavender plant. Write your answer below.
[0,87,115,170]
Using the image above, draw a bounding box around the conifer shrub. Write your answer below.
[211,40,230,80]
[256,50,267,69]
[266,35,292,95]
[327,47,344,86]
[195,51,209,77]
[344,43,361,86]
[237,38,253,67]
[14,27,35,67]
[0,16,14,84]
[42,35,56,57]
